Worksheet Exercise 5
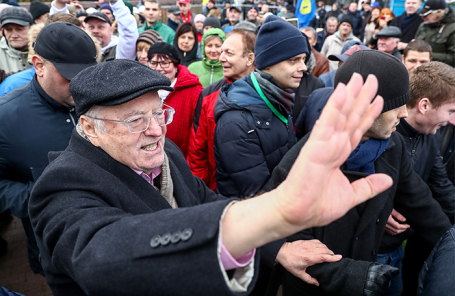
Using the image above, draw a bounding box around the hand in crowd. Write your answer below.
[385,209,410,235]
[364,263,400,295]
[54,0,72,10]
[397,42,408,51]
[222,73,393,258]
[276,240,342,286]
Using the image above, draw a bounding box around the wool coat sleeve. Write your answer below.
[0,138,33,218]
[271,154,372,296]
[214,110,271,198]
[426,146,455,223]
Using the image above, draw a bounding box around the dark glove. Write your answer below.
[363,263,399,296]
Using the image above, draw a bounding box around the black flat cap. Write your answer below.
[70,59,175,117]
[334,50,409,113]
[0,6,33,27]
[377,26,402,38]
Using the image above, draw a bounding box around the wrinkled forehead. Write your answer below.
[100,91,163,118]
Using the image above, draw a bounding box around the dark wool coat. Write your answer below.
[390,12,423,43]
[29,131,260,296]
[270,132,452,296]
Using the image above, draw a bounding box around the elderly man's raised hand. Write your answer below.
[222,74,393,259]
[274,73,393,233]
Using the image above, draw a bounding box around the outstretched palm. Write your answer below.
[276,74,393,231]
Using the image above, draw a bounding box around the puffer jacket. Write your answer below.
[415,6,455,66]
[214,73,296,198]
[187,78,231,191]
[164,65,203,158]
[188,28,226,88]
[0,38,29,82]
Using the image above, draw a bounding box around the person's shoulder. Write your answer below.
[0,81,33,110]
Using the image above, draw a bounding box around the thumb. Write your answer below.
[299,272,320,287]
[351,174,392,206]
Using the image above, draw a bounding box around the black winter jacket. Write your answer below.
[214,74,296,198]
[271,131,452,296]
[380,119,455,253]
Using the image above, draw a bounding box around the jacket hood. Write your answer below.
[214,76,265,123]
[174,64,202,89]
[201,28,226,67]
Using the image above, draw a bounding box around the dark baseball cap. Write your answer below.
[84,12,112,25]
[420,0,446,16]
[33,22,98,80]
[168,6,181,15]
[329,44,371,62]
[229,6,242,13]
[0,6,33,27]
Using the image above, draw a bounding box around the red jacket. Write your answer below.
[165,65,202,159]
[187,78,230,191]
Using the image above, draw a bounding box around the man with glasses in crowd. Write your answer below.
[415,0,455,66]
[29,55,392,295]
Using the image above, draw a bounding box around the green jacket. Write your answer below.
[188,28,226,88]
[415,7,455,66]
[138,20,175,44]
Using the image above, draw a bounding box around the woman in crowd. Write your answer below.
[147,42,203,158]
[188,28,226,88]
[174,22,200,66]
[135,30,163,65]
[366,8,395,48]
[363,6,381,44]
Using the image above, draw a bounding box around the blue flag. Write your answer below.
[295,0,316,28]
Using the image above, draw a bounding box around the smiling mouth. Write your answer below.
[142,142,158,151]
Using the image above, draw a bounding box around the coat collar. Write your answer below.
[66,130,200,210]
[31,75,74,113]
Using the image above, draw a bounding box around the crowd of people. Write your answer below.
[0,0,454,295]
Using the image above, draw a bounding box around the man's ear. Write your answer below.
[32,55,45,77]
[80,116,101,147]
[417,98,430,114]
[247,52,255,66]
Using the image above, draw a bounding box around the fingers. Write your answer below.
[391,209,406,222]
[299,272,320,286]
[350,173,393,208]
[385,212,410,235]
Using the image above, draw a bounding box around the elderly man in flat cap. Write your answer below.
[28,57,393,295]
[377,26,402,59]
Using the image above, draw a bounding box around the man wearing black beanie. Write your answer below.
[214,15,341,294]
[271,50,452,295]
[29,1,50,24]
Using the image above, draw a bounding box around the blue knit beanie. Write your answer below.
[255,15,308,70]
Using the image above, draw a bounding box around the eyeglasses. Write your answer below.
[87,105,175,133]
[148,60,171,69]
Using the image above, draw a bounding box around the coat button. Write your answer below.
[171,231,181,243]
[66,119,70,123]
[376,218,380,223]
[355,237,359,241]
[160,233,171,245]
[372,250,376,255]
[266,122,269,125]
[150,235,161,248]
[181,228,193,241]
[257,121,260,124]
